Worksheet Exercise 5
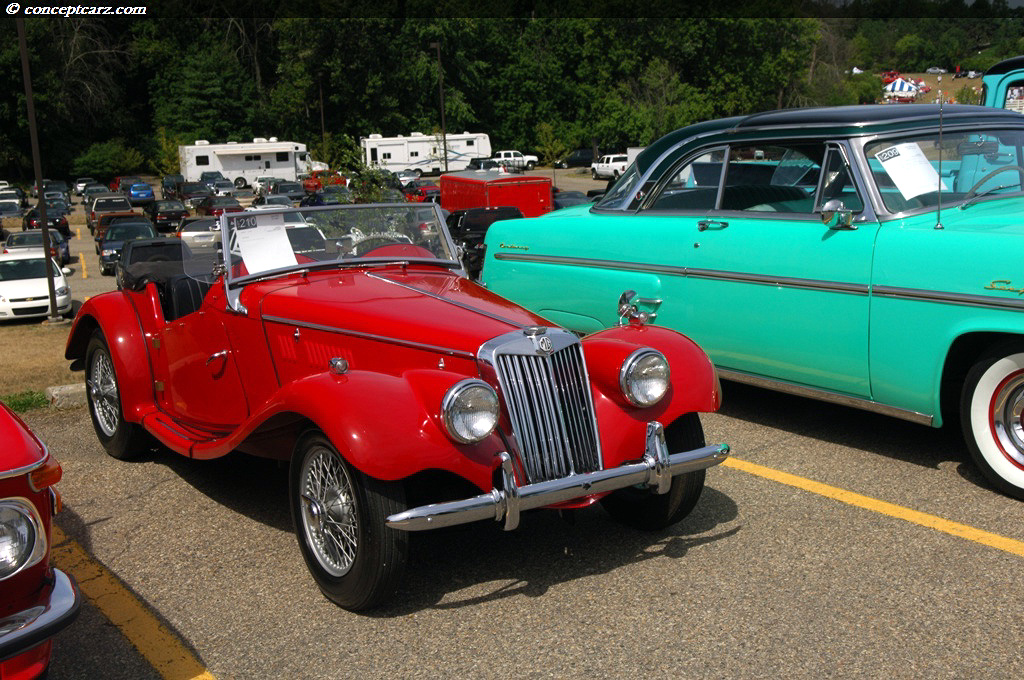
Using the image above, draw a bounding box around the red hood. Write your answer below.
[254,266,549,356]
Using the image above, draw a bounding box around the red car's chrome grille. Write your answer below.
[493,341,600,483]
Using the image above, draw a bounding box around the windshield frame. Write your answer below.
[211,202,465,312]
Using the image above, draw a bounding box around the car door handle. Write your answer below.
[206,350,229,366]
[697,220,728,231]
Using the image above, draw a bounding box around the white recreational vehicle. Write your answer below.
[360,131,491,175]
[178,138,328,188]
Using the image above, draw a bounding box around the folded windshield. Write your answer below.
[183,203,457,286]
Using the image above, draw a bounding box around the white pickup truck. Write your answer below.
[492,150,538,170]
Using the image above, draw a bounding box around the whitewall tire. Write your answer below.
[962,346,1024,499]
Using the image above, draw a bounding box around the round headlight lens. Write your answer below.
[0,503,38,580]
[442,379,500,444]
[620,349,670,407]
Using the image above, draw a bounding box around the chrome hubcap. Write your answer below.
[299,445,357,577]
[87,349,119,437]
[992,371,1024,467]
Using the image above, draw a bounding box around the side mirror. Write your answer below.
[821,199,855,230]
[61,267,72,275]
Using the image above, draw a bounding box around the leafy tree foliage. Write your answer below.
[3,13,1023,182]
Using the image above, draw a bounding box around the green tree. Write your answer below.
[71,139,145,178]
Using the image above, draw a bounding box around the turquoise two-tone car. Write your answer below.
[481,104,1024,500]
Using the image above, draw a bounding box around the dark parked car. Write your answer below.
[195,196,244,217]
[299,186,353,207]
[22,207,71,239]
[268,181,306,203]
[552,190,590,210]
[143,199,189,232]
[96,218,158,275]
[175,182,214,209]
[115,237,191,290]
[161,174,184,199]
[554,148,596,168]
[199,170,226,189]
[446,206,524,279]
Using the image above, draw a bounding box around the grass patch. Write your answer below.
[0,321,78,395]
[2,390,49,412]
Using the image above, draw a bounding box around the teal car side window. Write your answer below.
[646,148,725,212]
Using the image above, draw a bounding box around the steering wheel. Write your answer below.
[963,165,1024,201]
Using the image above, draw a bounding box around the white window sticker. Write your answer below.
[874,143,949,200]
[231,212,297,275]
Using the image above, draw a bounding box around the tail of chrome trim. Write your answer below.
[717,368,933,426]
[385,421,729,532]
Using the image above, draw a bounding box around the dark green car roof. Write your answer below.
[635,104,1024,176]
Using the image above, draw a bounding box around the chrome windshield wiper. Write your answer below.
[959,183,1022,210]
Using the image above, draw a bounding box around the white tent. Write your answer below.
[884,78,919,94]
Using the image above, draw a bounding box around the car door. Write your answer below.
[643,141,878,397]
[156,283,250,428]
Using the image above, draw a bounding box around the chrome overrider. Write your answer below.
[385,421,729,532]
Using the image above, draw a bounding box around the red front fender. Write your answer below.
[263,369,502,492]
[582,324,721,468]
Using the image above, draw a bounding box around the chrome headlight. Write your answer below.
[0,500,46,580]
[620,349,670,407]
[442,379,500,444]
[55,286,70,297]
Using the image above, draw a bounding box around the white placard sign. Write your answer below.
[230,212,297,275]
[874,143,949,200]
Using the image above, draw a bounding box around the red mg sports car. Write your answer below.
[65,203,728,610]
[0,403,80,679]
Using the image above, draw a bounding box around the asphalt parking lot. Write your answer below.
[9,176,1024,678]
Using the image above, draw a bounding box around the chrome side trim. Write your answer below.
[717,368,933,426]
[873,285,1024,312]
[386,422,730,531]
[491,253,870,296]
[0,458,46,482]
[261,315,476,360]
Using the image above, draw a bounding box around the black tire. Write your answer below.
[960,342,1024,499]
[233,177,247,189]
[526,161,536,170]
[290,431,408,611]
[85,331,150,460]
[592,169,599,180]
[601,413,707,530]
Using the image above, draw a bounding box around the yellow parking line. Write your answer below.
[78,253,88,279]
[723,457,1024,557]
[50,526,216,680]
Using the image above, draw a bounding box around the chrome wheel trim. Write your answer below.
[991,369,1024,468]
[87,348,120,438]
[299,444,358,577]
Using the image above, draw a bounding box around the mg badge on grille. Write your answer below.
[536,336,553,354]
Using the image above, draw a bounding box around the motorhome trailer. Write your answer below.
[179,138,327,189]
[360,132,491,175]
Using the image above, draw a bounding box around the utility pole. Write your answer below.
[429,41,448,173]
[17,19,61,324]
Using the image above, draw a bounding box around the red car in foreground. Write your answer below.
[0,403,80,679]
[65,203,728,611]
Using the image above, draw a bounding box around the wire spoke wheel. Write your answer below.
[299,444,358,577]
[87,348,120,437]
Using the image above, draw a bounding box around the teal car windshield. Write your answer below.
[864,129,1024,213]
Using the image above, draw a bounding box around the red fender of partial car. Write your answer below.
[257,369,505,492]
[65,293,157,423]
[582,324,721,467]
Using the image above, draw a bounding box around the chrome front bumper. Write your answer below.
[386,421,729,532]
[0,568,80,662]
